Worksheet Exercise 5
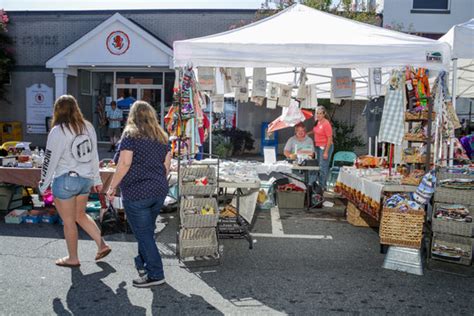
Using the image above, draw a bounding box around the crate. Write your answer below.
[434,187,474,205]
[346,202,379,228]
[180,197,219,228]
[437,167,474,181]
[277,190,305,209]
[0,121,22,143]
[41,209,59,224]
[178,166,217,196]
[5,209,27,224]
[0,184,23,211]
[178,227,218,258]
[24,211,44,224]
[379,207,425,249]
[431,233,473,266]
[432,203,473,237]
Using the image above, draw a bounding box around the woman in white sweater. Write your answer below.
[39,95,111,267]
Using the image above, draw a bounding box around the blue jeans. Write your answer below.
[316,145,334,191]
[123,196,165,280]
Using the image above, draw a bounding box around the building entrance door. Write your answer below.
[115,84,164,126]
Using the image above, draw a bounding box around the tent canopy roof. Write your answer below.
[174,4,451,69]
[439,18,474,59]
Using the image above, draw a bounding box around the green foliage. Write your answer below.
[332,119,365,154]
[0,10,15,102]
[212,134,234,158]
[256,0,380,26]
[213,128,255,156]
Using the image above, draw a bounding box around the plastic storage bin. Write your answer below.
[277,190,305,209]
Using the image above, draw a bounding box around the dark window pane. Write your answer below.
[164,72,175,107]
[413,0,448,9]
[116,72,163,85]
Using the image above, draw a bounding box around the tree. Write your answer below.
[256,0,380,26]
[0,9,15,102]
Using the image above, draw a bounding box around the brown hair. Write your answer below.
[123,101,168,144]
[295,122,306,130]
[316,106,331,122]
[51,95,86,135]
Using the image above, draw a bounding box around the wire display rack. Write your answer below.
[176,154,222,263]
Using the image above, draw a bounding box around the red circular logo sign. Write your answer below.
[106,31,130,55]
[35,93,45,104]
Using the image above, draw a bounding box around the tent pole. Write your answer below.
[448,59,458,167]
[209,99,213,156]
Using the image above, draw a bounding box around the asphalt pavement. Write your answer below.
[1,197,473,315]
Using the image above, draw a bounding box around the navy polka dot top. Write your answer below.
[114,136,169,201]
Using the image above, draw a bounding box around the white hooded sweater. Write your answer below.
[39,121,101,193]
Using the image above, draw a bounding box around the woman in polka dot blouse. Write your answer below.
[107,101,171,288]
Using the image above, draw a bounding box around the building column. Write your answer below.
[53,68,68,100]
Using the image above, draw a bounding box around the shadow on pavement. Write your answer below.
[52,262,146,315]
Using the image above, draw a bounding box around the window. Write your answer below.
[79,70,92,95]
[413,0,449,11]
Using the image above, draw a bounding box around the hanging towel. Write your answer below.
[301,84,318,109]
[378,71,405,145]
[252,68,267,97]
[277,84,292,107]
[220,68,233,94]
[267,82,279,109]
[230,68,246,88]
[235,86,249,103]
[197,67,215,92]
[211,94,224,113]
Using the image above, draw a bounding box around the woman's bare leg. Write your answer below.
[55,197,80,265]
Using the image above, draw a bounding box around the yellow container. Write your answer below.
[1,121,22,143]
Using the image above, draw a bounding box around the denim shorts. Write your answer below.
[52,172,93,200]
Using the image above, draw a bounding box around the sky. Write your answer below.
[1,0,270,11]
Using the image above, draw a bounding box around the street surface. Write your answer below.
[1,201,473,315]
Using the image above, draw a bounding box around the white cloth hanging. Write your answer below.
[252,68,267,97]
[197,67,216,92]
[230,67,247,88]
[277,83,292,107]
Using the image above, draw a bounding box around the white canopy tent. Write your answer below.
[174,4,451,70]
[439,19,474,99]
[173,3,452,156]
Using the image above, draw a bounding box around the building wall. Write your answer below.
[0,10,256,146]
[383,0,473,35]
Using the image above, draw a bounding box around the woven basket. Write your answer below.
[180,197,219,228]
[402,153,427,164]
[434,187,474,205]
[401,176,422,186]
[346,202,379,227]
[404,133,428,142]
[431,233,473,266]
[432,203,473,237]
[437,167,474,181]
[178,227,218,258]
[379,207,425,248]
[405,110,436,121]
[179,166,217,196]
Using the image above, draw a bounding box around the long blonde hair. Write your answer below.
[123,101,168,144]
[51,95,86,135]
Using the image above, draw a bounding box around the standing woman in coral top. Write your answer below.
[312,106,333,191]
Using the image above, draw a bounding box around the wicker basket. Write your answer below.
[178,227,218,258]
[379,207,425,248]
[434,187,474,205]
[404,133,428,142]
[346,202,379,227]
[432,203,473,237]
[180,197,219,228]
[401,176,423,186]
[179,166,217,196]
[402,153,428,164]
[437,167,474,181]
[431,233,473,266]
[405,110,436,121]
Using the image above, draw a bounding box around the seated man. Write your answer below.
[284,123,317,187]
